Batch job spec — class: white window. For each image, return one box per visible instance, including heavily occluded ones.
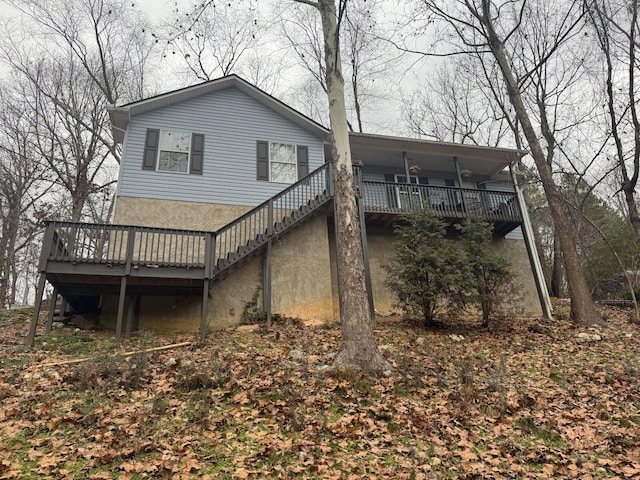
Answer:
[157,130,191,173]
[394,174,426,208]
[270,143,297,183]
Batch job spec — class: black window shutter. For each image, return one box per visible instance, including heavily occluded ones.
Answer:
[445,178,456,187]
[297,146,309,179]
[190,133,204,175]
[384,174,395,183]
[419,176,429,185]
[256,141,269,180]
[143,129,159,170]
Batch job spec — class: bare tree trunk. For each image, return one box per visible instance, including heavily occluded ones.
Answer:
[624,190,640,239]
[480,7,600,325]
[298,0,389,373]
[551,232,563,297]
[351,68,363,132]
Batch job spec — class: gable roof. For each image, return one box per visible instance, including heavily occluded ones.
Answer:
[108,74,330,143]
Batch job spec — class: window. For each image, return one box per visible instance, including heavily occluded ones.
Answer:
[270,143,297,183]
[142,129,204,175]
[157,130,191,173]
[256,141,308,183]
[393,174,427,209]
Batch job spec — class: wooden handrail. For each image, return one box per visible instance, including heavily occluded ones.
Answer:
[41,163,334,279]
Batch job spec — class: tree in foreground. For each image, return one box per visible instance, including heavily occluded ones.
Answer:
[458,218,521,326]
[294,0,390,373]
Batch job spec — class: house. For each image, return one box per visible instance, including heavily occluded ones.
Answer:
[27,75,550,345]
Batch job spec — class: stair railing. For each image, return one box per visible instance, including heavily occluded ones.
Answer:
[212,162,333,272]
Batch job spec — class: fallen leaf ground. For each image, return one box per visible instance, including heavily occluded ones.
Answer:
[1,306,640,479]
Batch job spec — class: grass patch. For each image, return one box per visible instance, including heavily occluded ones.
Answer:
[516,417,565,447]
[35,330,98,355]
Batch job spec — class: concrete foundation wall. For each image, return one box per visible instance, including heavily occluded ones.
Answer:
[366,228,401,313]
[100,294,202,333]
[327,225,398,317]
[336,227,543,318]
[490,237,542,317]
[106,196,541,333]
[207,214,334,328]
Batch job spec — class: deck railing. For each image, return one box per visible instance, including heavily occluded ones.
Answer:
[360,181,521,223]
[41,163,334,278]
[44,221,210,268]
[213,162,332,269]
[40,164,521,278]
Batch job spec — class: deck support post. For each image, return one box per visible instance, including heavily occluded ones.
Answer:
[510,164,553,319]
[200,280,209,343]
[453,156,463,186]
[357,197,375,324]
[60,297,67,319]
[402,151,411,180]
[264,199,274,329]
[27,274,47,348]
[115,276,127,343]
[353,165,375,322]
[453,156,468,214]
[45,287,58,332]
[125,294,138,339]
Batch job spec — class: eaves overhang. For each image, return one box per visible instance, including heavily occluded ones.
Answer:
[346,132,526,177]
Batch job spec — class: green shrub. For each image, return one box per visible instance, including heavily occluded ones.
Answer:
[383,209,473,326]
[384,210,519,327]
[457,218,521,326]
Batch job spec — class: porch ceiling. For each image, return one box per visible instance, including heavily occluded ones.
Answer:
[346,132,525,177]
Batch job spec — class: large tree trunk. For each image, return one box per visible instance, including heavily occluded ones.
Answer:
[315,0,389,373]
[481,7,600,325]
[623,188,640,239]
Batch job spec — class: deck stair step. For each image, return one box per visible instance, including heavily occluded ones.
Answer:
[206,164,333,277]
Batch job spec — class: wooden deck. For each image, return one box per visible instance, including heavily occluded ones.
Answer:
[360,181,521,234]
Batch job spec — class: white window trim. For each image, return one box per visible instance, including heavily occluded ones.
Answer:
[156,129,192,175]
[394,174,424,208]
[269,142,298,184]
[394,173,423,185]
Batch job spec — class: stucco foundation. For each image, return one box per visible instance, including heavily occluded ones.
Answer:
[330,225,543,318]
[101,295,202,333]
[489,237,542,317]
[104,195,541,332]
[113,196,252,231]
[207,214,334,327]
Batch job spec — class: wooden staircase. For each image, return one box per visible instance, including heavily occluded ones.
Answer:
[211,162,333,276]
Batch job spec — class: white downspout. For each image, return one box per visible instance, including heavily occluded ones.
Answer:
[510,163,553,319]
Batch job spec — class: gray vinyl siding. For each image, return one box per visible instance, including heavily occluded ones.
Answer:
[361,167,458,186]
[117,87,325,207]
